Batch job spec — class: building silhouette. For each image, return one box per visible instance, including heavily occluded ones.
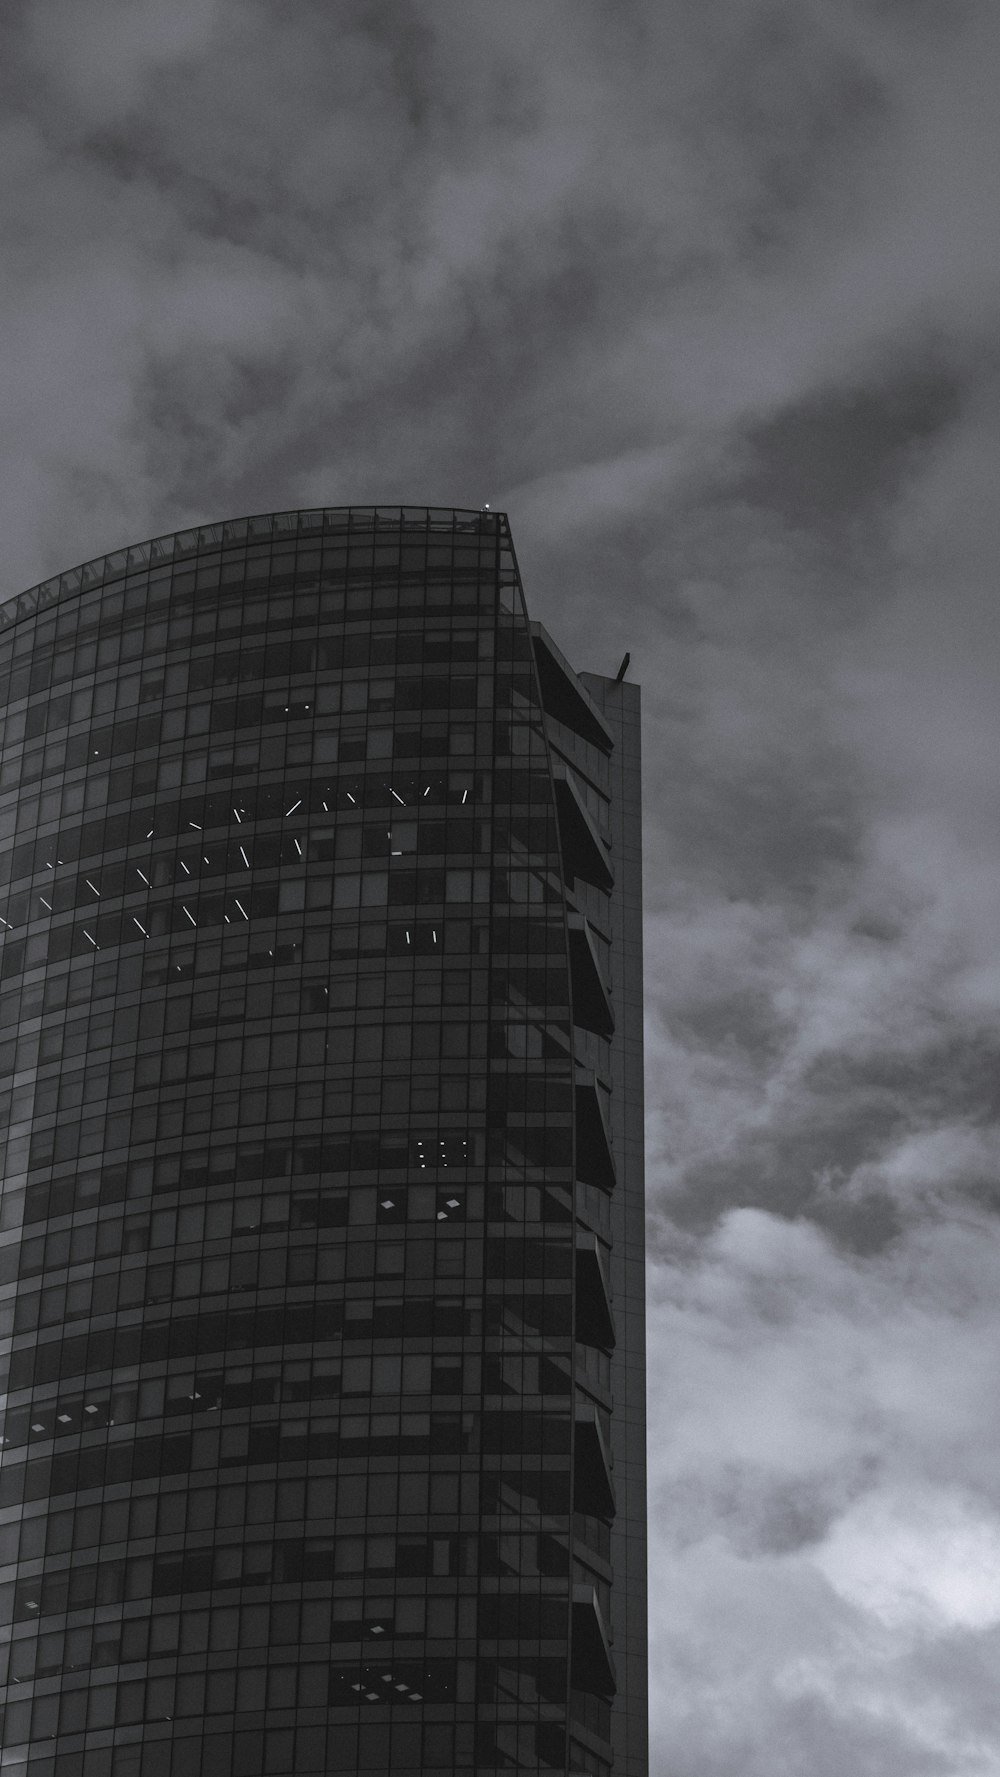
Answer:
[0,507,645,1777]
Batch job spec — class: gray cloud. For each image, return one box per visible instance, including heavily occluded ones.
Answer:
[3,1,1000,1770]
[648,1209,1000,1773]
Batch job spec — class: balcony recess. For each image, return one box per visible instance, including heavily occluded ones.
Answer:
[568,914,614,1039]
[575,1234,616,1350]
[571,1585,617,1697]
[575,1074,616,1193]
[574,1405,616,1519]
[554,771,614,894]
[531,624,614,754]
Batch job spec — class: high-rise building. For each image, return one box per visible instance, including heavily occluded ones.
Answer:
[0,507,645,1777]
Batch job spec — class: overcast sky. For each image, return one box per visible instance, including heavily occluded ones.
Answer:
[4,1,1000,1771]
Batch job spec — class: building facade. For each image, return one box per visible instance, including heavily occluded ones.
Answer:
[0,507,645,1777]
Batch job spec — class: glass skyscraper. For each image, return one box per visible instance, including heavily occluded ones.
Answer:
[0,507,645,1777]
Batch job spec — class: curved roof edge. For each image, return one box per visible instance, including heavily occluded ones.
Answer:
[0,504,509,635]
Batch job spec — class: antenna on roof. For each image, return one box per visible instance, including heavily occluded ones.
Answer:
[615,651,631,682]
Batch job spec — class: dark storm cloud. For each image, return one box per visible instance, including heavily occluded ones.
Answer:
[3,2,1000,1771]
[738,362,962,538]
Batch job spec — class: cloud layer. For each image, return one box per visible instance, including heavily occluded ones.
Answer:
[3,2,1000,1770]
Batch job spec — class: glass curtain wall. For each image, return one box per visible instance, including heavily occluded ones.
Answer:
[0,508,638,1777]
